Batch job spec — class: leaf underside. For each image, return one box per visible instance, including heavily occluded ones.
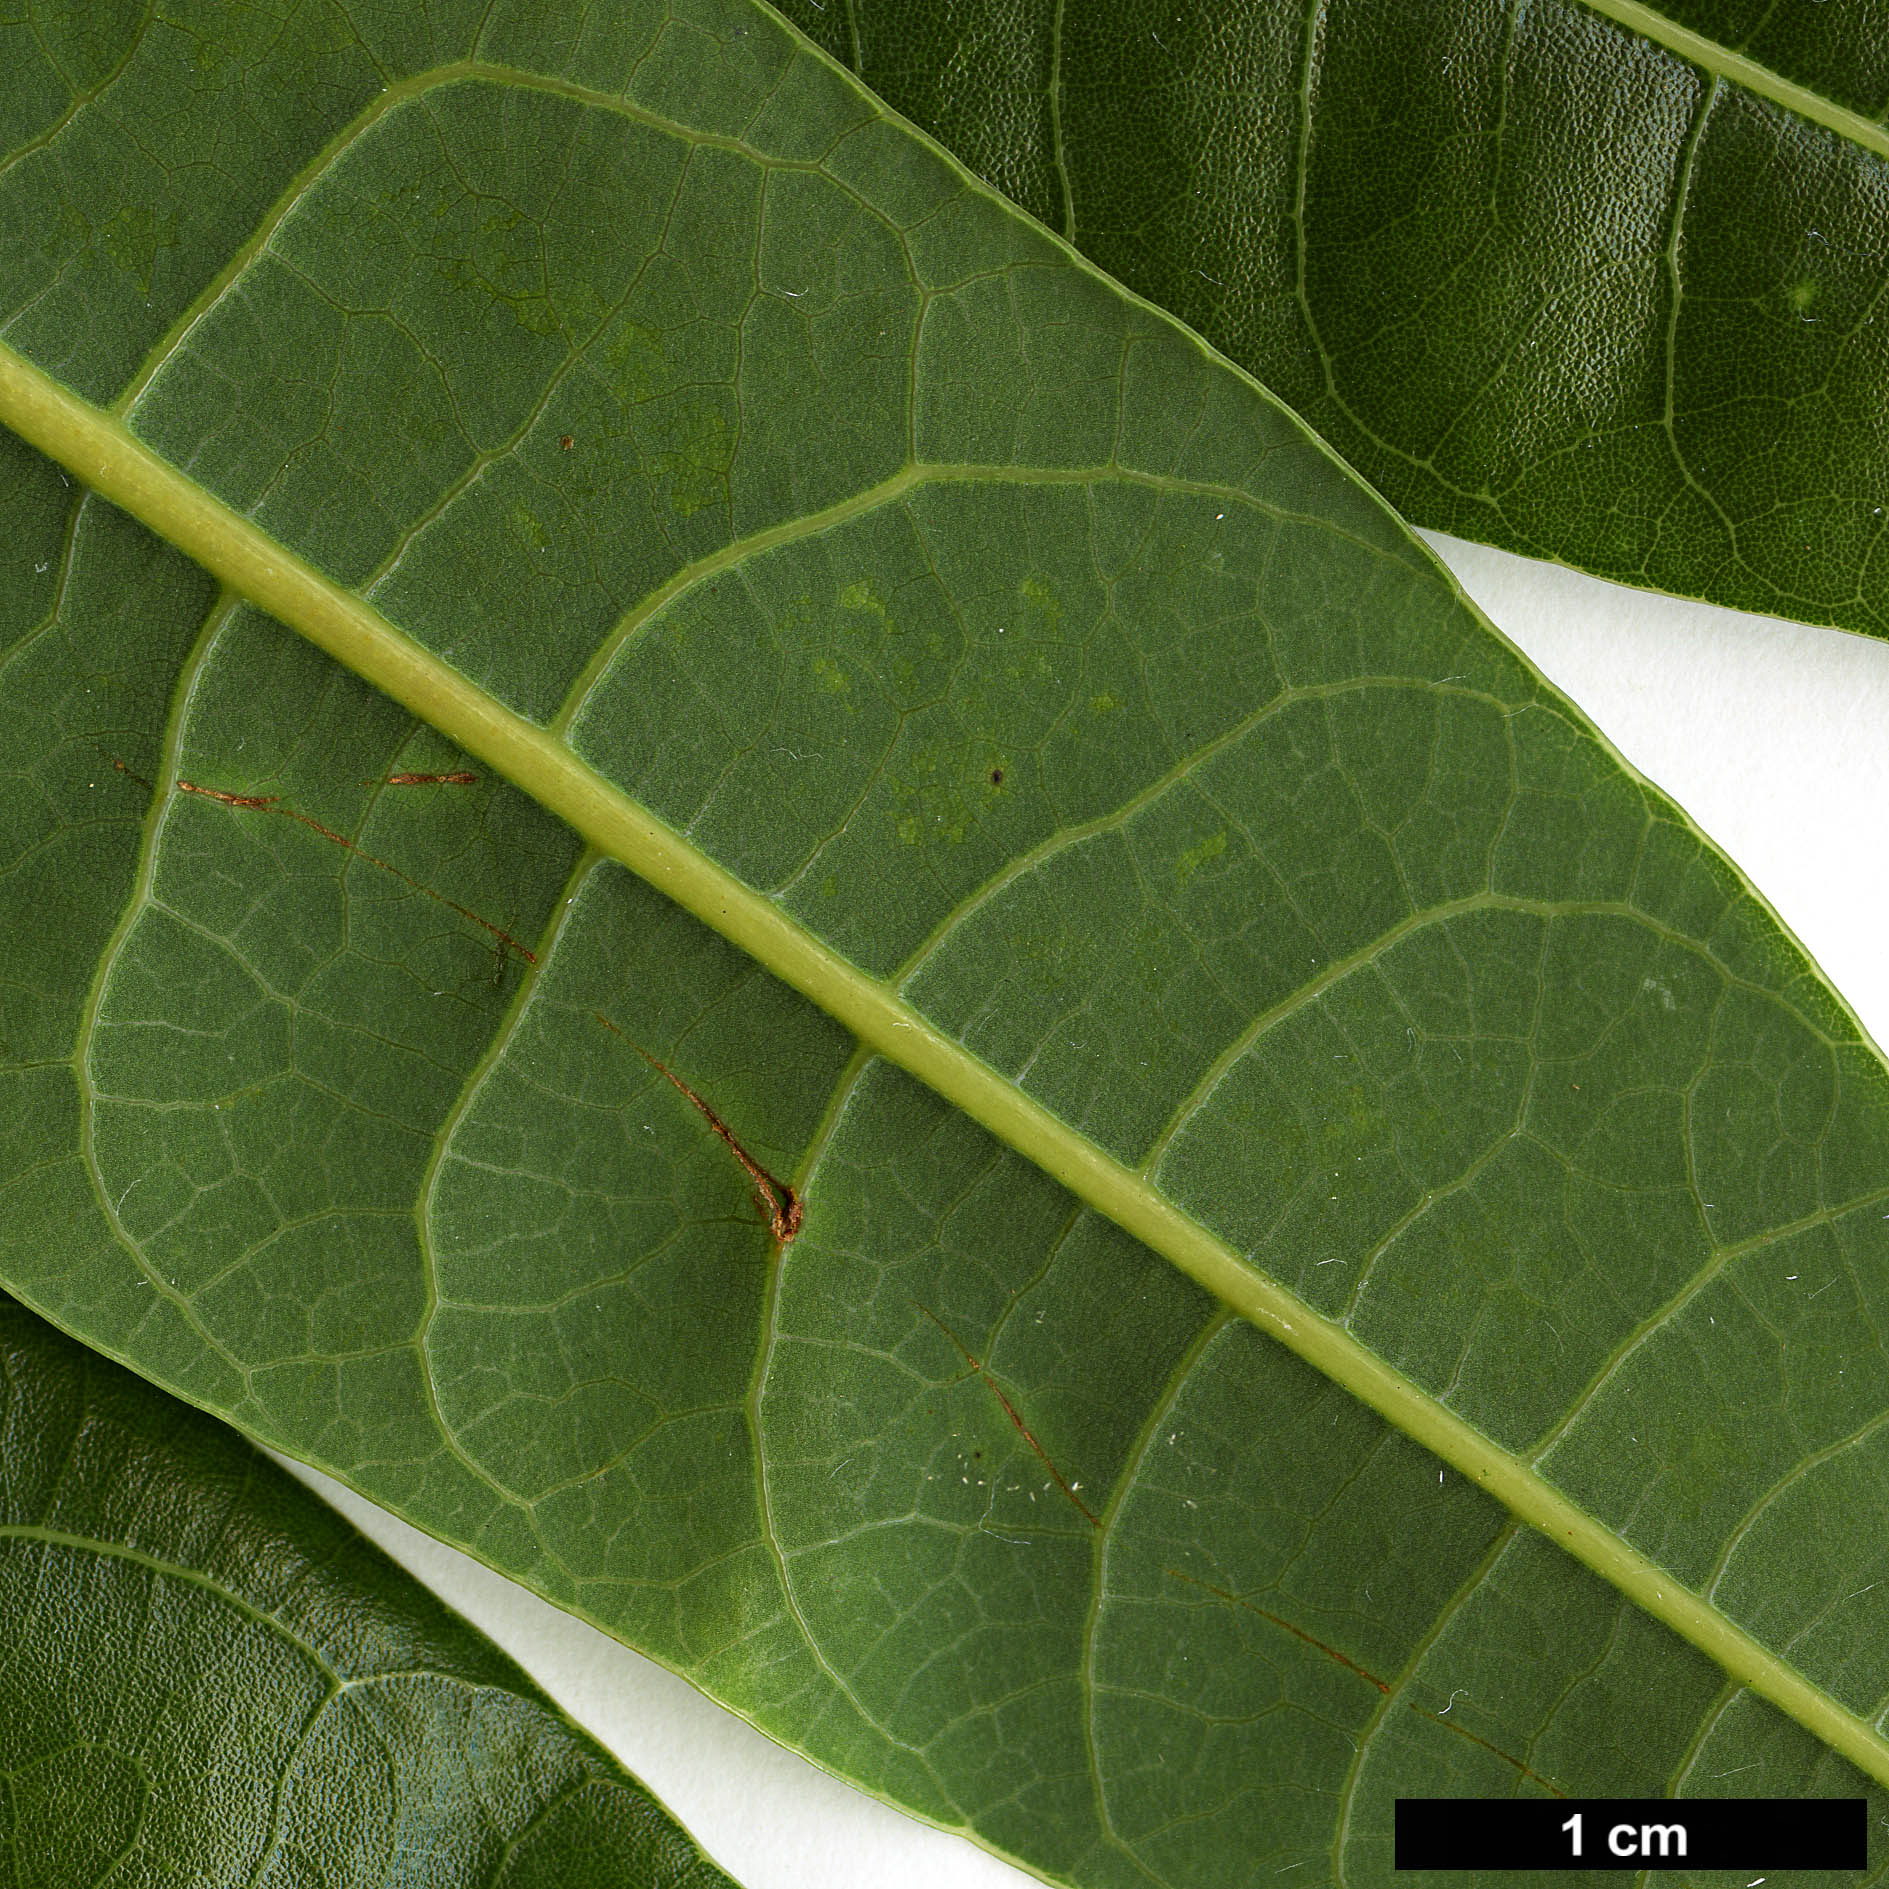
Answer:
[0,1291,735,1886]
[773,0,1889,644]
[2,3,1889,1885]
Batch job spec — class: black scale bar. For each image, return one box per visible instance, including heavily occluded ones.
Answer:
[1395,1797,1867,1871]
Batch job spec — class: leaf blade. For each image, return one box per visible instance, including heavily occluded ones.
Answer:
[7,310,1889,1791]
[0,1289,738,1885]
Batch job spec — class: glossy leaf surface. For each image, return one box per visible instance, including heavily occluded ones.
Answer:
[771,0,1889,642]
[0,1291,734,1886]
[1,3,1888,1883]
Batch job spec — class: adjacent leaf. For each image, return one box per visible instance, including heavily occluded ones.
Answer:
[0,1290,735,1886]
[771,0,1889,643]
[2,2,1888,1883]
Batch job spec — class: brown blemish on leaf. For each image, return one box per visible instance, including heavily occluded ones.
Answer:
[1402,1704,1569,1796]
[592,1011,801,1244]
[175,778,279,810]
[1164,1567,1390,1691]
[173,778,536,964]
[121,757,810,1244]
[1164,1568,1566,1796]
[364,770,480,787]
[106,755,154,790]
[916,1302,1100,1527]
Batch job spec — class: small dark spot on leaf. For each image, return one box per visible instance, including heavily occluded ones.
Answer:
[990,767,1004,785]
[559,434,575,451]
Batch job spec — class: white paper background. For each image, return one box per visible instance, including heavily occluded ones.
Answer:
[281,529,1889,1885]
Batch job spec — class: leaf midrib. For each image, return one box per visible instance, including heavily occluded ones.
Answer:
[1572,0,1889,160]
[5,336,1886,1788]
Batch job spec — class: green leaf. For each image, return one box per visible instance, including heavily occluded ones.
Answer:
[0,1289,736,1886]
[770,0,1889,644]
[1,2,1887,1882]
